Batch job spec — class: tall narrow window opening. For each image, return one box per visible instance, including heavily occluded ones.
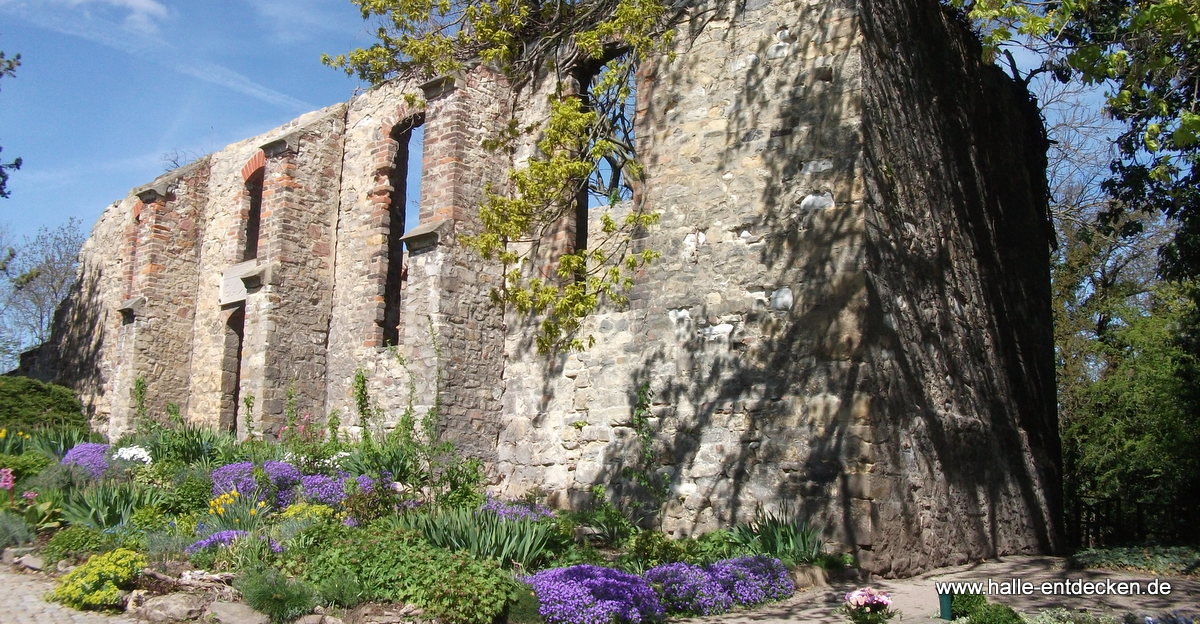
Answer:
[220,305,246,435]
[244,169,263,261]
[574,49,638,253]
[381,114,425,346]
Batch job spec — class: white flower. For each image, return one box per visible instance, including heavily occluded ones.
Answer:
[113,445,152,464]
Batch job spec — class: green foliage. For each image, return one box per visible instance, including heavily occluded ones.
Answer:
[678,529,749,566]
[1070,546,1200,577]
[0,50,20,200]
[25,427,101,460]
[43,525,116,564]
[621,383,670,523]
[618,530,687,573]
[505,584,545,624]
[570,484,635,547]
[969,602,1023,624]
[315,573,366,609]
[50,547,146,610]
[300,530,518,624]
[158,470,214,515]
[1023,608,1119,624]
[132,376,148,424]
[0,377,87,431]
[60,481,167,531]
[0,450,51,481]
[729,505,824,567]
[386,505,566,570]
[951,593,987,620]
[0,509,32,547]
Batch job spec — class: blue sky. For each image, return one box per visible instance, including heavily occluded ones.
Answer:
[0,0,379,242]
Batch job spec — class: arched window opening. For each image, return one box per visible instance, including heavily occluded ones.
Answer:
[244,169,263,261]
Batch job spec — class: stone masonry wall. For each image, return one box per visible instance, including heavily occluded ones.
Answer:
[25,0,1060,576]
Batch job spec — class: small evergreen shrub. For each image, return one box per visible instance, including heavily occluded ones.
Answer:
[619,531,688,573]
[235,568,316,624]
[1025,608,1119,624]
[50,548,146,610]
[43,525,115,564]
[0,377,86,431]
[0,509,33,547]
[315,574,365,609]
[951,593,987,619]
[969,602,1023,624]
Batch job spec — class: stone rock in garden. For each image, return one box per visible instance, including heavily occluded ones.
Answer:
[138,592,210,622]
[56,559,75,573]
[126,589,150,611]
[207,601,269,624]
[346,603,425,624]
[294,615,326,624]
[790,564,829,589]
[2,546,34,564]
[15,554,43,571]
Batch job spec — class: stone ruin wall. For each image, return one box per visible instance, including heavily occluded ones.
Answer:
[26,0,1063,577]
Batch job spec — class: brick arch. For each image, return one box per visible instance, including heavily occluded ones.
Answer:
[240,150,265,182]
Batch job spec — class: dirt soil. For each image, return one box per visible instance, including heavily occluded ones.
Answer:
[693,556,1199,623]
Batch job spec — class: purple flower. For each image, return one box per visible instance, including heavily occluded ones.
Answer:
[61,443,110,479]
[211,460,302,507]
[482,495,556,521]
[644,562,733,616]
[186,530,247,554]
[525,565,664,624]
[703,556,794,606]
[299,473,375,506]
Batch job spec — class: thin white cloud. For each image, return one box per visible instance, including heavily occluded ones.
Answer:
[0,1,314,111]
[51,0,169,32]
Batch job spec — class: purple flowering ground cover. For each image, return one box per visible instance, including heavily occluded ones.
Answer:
[704,555,794,606]
[526,565,665,624]
[482,495,556,521]
[643,562,734,616]
[211,460,304,507]
[299,473,375,505]
[60,442,110,479]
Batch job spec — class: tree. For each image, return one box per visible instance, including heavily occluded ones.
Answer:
[326,0,672,351]
[947,0,1200,281]
[0,218,86,370]
[0,50,21,199]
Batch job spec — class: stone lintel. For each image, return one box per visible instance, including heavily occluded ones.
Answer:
[117,296,146,323]
[260,133,301,158]
[401,219,453,253]
[134,183,171,204]
[219,260,266,305]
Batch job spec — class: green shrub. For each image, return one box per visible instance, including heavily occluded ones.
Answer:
[0,509,33,547]
[26,427,102,460]
[315,574,365,609]
[568,485,635,547]
[618,530,687,572]
[50,548,146,610]
[43,525,115,564]
[969,603,1022,624]
[161,471,214,515]
[1069,546,1200,577]
[506,584,545,624]
[951,593,987,620]
[301,530,517,624]
[386,506,565,570]
[0,377,87,431]
[235,568,317,624]
[60,481,166,530]
[0,451,52,481]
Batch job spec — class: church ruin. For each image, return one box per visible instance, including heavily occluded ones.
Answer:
[23,0,1064,576]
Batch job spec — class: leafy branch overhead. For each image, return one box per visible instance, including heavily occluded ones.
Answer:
[948,0,1200,280]
[326,0,677,352]
[0,51,22,199]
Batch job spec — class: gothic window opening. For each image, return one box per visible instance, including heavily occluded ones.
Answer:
[243,169,263,261]
[381,114,425,346]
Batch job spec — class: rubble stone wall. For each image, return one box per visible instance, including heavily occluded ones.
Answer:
[24,0,1061,576]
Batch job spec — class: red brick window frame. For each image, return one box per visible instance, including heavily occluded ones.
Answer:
[241,151,265,262]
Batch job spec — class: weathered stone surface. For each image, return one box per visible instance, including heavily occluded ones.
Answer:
[25,0,1062,578]
[207,601,269,624]
[14,555,43,571]
[137,593,209,623]
[2,546,34,565]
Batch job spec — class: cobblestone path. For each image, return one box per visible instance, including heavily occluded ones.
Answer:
[1,564,137,624]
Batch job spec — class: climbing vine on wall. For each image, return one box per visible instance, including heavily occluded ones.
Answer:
[325,0,677,351]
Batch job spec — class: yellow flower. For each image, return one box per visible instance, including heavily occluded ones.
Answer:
[257,501,266,508]
[0,429,7,438]
[217,507,225,515]
[249,509,257,516]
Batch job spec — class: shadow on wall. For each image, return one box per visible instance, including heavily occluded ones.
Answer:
[15,261,108,425]
[529,0,1060,576]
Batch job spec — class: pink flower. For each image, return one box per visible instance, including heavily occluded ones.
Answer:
[21,490,36,502]
[0,468,13,490]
